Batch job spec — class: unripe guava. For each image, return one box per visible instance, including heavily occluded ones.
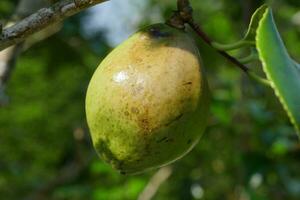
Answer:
[86,23,210,174]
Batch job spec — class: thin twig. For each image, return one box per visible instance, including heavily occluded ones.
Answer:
[171,0,249,73]
[138,166,173,200]
[0,0,108,51]
[188,20,249,72]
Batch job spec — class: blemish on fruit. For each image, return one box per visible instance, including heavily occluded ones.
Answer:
[138,118,150,132]
[184,81,193,85]
[148,27,171,38]
[164,114,183,126]
[157,136,168,143]
[165,138,174,143]
[131,107,139,114]
[95,140,122,169]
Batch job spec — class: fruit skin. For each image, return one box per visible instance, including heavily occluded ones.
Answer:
[86,23,210,174]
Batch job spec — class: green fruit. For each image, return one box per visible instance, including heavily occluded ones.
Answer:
[86,23,210,174]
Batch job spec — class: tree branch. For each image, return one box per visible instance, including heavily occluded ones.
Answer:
[0,0,108,51]
[168,0,249,73]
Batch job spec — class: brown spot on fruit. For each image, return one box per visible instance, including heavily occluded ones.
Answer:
[131,107,139,114]
[165,138,174,143]
[183,81,192,85]
[157,137,168,143]
[164,114,183,126]
[139,118,150,132]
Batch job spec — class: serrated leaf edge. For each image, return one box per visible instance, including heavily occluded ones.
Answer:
[244,4,268,41]
[256,8,300,135]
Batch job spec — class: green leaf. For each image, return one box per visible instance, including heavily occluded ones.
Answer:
[256,8,300,136]
[243,4,268,41]
[293,60,300,71]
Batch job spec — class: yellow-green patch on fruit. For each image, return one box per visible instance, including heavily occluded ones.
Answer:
[86,23,210,174]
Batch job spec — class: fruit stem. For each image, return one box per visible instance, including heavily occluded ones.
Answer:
[169,0,249,73]
[187,20,249,73]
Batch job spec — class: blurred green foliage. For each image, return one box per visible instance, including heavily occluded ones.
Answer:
[1,0,300,199]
